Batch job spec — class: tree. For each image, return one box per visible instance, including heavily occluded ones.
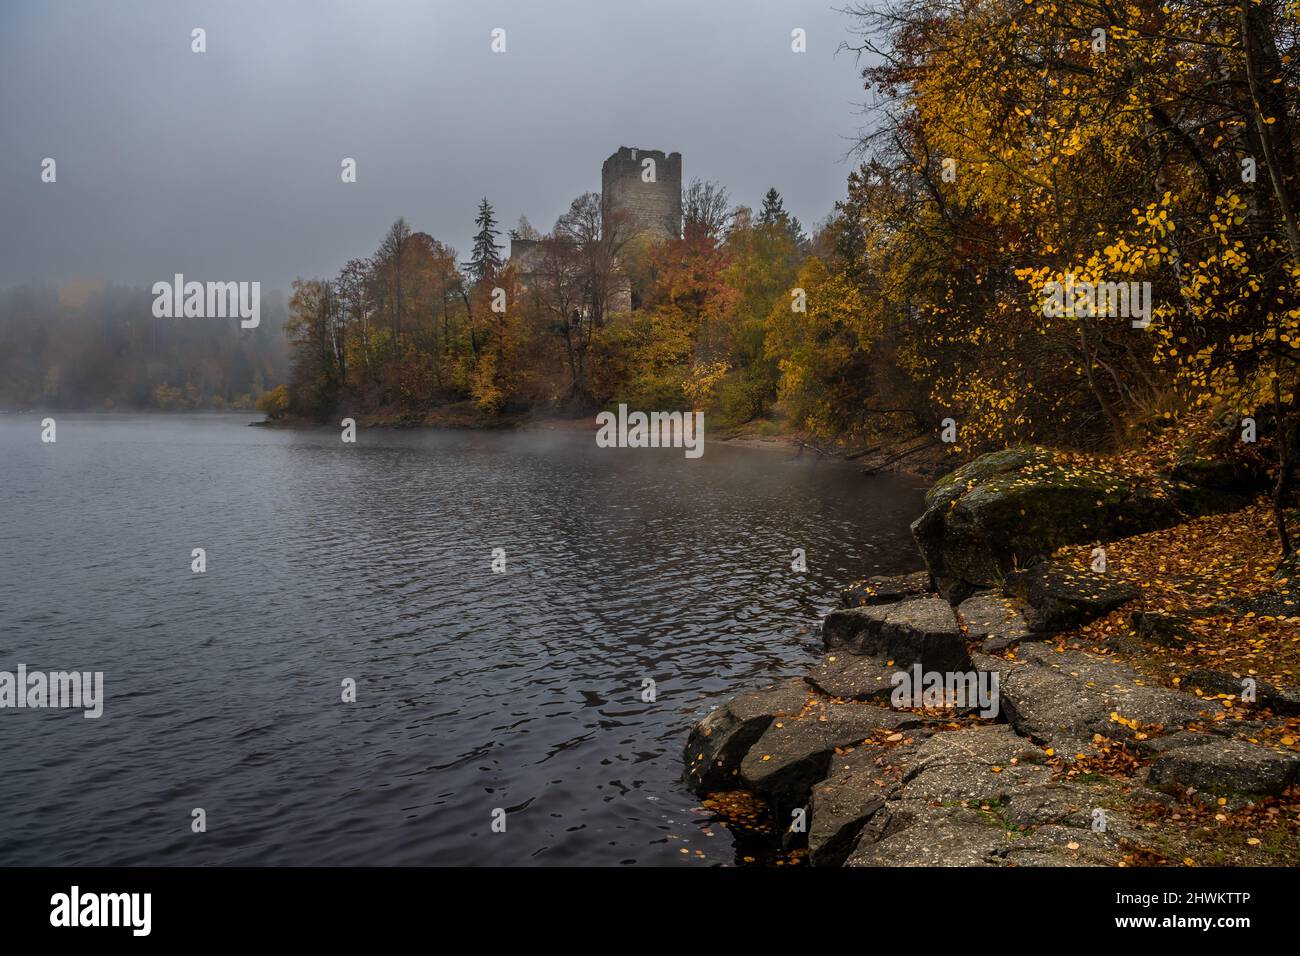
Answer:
[838,0,1300,552]
[758,188,786,226]
[528,231,588,405]
[465,198,503,286]
[683,179,732,245]
[757,187,804,245]
[377,218,413,345]
[510,216,541,242]
[765,257,877,438]
[285,278,342,417]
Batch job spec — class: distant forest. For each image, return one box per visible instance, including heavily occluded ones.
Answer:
[0,283,288,411]
[275,0,1300,467]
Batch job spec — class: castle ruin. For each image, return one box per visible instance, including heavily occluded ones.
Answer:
[509,146,682,312]
[601,147,682,243]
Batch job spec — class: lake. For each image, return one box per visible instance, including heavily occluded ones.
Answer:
[0,413,927,865]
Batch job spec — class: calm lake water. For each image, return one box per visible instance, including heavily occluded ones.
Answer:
[0,413,926,866]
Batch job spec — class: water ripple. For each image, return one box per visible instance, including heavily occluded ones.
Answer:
[0,413,926,866]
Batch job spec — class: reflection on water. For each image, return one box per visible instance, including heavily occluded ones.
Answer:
[0,413,926,865]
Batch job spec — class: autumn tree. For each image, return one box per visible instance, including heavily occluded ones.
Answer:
[377,218,413,344]
[286,278,343,417]
[683,179,732,244]
[840,0,1300,551]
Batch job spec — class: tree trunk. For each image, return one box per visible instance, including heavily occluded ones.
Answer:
[1241,0,1300,267]
[1273,372,1295,557]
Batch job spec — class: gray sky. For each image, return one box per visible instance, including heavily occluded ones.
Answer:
[0,0,873,293]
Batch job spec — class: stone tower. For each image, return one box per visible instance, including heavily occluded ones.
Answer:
[601,147,682,242]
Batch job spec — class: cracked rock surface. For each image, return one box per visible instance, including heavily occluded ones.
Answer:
[685,580,1296,866]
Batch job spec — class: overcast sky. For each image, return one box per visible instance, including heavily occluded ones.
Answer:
[0,0,874,294]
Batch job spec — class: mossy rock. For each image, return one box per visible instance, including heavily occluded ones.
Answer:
[925,446,1051,510]
[913,447,1251,601]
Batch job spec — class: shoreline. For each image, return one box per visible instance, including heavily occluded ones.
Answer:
[253,408,950,478]
[3,405,946,477]
[684,446,1300,867]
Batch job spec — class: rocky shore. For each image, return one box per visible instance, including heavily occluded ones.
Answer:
[684,446,1300,866]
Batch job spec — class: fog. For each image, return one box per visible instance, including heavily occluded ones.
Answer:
[0,0,871,293]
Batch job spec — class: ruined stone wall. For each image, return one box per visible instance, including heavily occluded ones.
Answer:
[601,147,682,242]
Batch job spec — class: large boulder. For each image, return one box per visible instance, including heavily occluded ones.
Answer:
[845,804,1021,867]
[845,796,1126,867]
[956,591,1034,652]
[910,446,1249,602]
[1148,739,1300,796]
[822,595,970,673]
[683,679,812,794]
[807,653,899,702]
[844,800,1126,867]
[1004,562,1139,632]
[807,736,929,866]
[738,703,930,817]
[999,644,1210,755]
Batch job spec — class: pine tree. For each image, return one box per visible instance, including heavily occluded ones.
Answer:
[758,187,804,245]
[758,188,787,226]
[465,197,503,285]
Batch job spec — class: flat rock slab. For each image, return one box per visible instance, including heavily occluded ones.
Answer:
[822,602,892,649]
[739,703,931,813]
[1148,738,1300,796]
[999,780,1104,830]
[845,777,1127,867]
[1005,562,1139,632]
[683,679,813,794]
[845,797,1121,867]
[957,591,1035,652]
[1000,644,1209,755]
[1181,667,1300,717]
[846,806,1019,866]
[999,823,1125,867]
[810,725,1062,866]
[839,571,933,609]
[822,595,970,672]
[807,653,898,702]
[807,736,928,866]
[898,724,1052,803]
